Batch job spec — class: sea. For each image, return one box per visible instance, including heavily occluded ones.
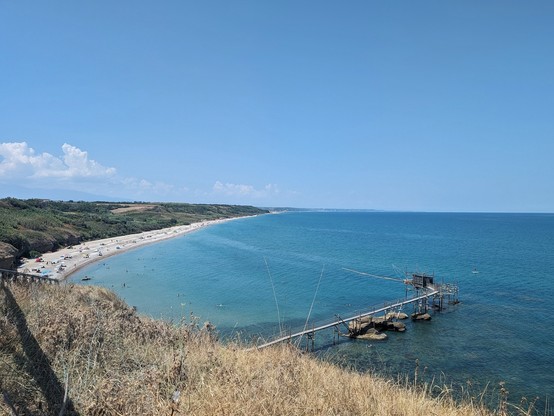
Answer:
[71,211,554,412]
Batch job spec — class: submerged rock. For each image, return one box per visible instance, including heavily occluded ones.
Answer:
[353,328,387,340]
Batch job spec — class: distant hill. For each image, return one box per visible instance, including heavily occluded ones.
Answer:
[1,184,123,202]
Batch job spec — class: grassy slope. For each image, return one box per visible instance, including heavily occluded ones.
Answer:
[0,283,498,416]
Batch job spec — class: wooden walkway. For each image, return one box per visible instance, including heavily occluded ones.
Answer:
[252,286,439,350]
[0,268,59,285]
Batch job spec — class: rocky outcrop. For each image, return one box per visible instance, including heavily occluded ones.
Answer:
[411,312,432,321]
[348,315,407,335]
[25,234,59,255]
[347,315,406,341]
[0,242,18,270]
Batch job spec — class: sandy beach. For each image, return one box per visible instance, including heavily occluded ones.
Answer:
[17,217,239,281]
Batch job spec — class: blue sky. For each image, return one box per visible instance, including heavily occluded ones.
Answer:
[1,1,553,212]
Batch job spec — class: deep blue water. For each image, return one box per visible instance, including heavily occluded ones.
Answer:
[72,211,554,410]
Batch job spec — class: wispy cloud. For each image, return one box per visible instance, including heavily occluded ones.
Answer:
[121,177,176,195]
[0,142,175,200]
[213,181,280,198]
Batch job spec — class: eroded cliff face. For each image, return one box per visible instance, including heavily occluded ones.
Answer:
[24,234,58,255]
[0,242,18,270]
[24,232,80,255]
[0,233,81,269]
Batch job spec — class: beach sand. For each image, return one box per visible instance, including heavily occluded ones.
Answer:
[17,217,240,281]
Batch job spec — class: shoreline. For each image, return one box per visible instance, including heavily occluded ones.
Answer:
[17,216,248,281]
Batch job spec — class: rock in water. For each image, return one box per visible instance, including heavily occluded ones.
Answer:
[386,311,409,320]
[411,312,432,321]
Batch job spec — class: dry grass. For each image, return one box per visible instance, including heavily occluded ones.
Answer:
[110,205,157,214]
[0,282,536,415]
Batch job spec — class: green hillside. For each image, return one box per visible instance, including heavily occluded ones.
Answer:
[0,198,267,260]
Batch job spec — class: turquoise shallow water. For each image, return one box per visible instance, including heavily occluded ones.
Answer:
[72,211,554,410]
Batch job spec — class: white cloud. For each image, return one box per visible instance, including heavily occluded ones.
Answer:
[0,142,281,203]
[57,143,116,178]
[0,142,116,179]
[0,141,178,201]
[213,181,280,198]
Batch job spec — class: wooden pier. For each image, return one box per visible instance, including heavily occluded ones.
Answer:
[0,268,59,285]
[252,272,459,351]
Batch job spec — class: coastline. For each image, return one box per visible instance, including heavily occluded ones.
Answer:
[17,216,247,281]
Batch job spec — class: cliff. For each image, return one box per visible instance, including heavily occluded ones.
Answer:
[0,242,18,269]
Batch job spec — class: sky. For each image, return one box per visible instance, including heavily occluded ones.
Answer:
[1,1,553,212]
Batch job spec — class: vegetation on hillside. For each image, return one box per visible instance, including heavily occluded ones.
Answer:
[0,282,510,416]
[0,198,267,258]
